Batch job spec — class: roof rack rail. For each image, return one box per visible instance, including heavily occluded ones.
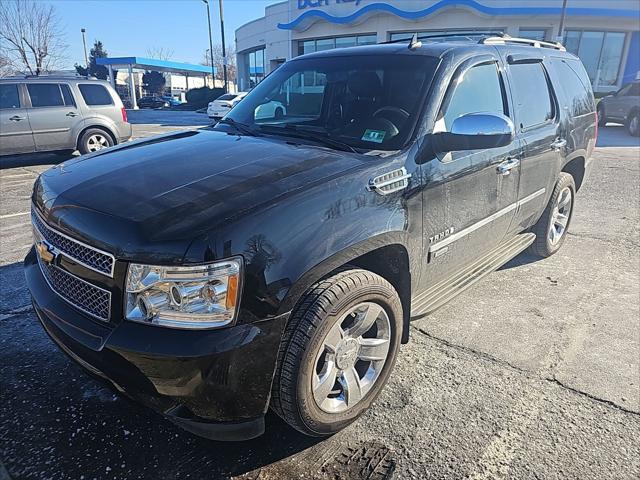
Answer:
[481,35,566,51]
[383,31,506,45]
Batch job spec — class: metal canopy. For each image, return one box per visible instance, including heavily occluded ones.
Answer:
[96,57,216,110]
[96,57,214,75]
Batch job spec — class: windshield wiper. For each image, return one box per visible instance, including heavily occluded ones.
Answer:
[218,118,259,137]
[258,124,358,153]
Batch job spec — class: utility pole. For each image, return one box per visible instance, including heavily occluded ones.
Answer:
[557,0,569,43]
[81,28,89,68]
[202,0,216,88]
[218,0,229,93]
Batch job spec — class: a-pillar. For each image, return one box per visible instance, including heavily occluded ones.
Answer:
[128,64,138,109]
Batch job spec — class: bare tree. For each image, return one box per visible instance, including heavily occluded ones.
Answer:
[0,0,67,75]
[201,44,236,83]
[146,46,174,61]
[0,50,15,77]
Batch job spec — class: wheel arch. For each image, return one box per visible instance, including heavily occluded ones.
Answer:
[75,124,118,150]
[562,153,586,192]
[280,234,413,344]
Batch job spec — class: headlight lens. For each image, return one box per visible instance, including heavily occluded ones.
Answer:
[124,258,242,329]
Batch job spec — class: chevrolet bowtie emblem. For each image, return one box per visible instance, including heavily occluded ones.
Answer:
[36,241,55,264]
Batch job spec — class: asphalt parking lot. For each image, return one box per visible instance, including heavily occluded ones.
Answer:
[1,112,639,480]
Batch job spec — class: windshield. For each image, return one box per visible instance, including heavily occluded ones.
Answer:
[219,54,439,151]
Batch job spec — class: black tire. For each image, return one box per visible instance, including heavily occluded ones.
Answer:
[626,110,640,137]
[271,268,403,437]
[78,128,114,155]
[597,104,607,127]
[528,172,576,258]
[274,107,284,120]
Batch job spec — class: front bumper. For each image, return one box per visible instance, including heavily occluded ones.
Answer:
[24,248,288,441]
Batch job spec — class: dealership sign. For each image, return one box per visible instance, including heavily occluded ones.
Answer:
[298,0,366,10]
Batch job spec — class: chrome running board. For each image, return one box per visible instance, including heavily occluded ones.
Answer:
[411,233,536,318]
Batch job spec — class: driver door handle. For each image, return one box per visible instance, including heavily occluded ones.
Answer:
[9,115,26,121]
[497,157,520,176]
[551,138,567,151]
[66,111,79,117]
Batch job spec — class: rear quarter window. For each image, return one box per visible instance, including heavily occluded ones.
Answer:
[78,84,114,106]
[550,58,595,117]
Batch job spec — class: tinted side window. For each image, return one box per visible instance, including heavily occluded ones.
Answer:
[509,63,554,129]
[0,84,21,109]
[27,83,64,107]
[551,59,594,117]
[442,62,506,129]
[78,84,113,106]
[627,83,640,96]
[60,84,76,107]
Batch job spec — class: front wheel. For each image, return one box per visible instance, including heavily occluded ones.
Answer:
[627,110,640,137]
[528,172,576,257]
[271,269,402,437]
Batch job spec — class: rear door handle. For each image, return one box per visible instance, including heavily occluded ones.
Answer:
[9,115,26,122]
[66,111,79,117]
[497,157,520,176]
[551,138,567,151]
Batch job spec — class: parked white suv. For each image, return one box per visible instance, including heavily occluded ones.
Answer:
[207,92,248,120]
[0,75,132,156]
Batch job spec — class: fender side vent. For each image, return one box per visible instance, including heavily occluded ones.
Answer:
[368,168,411,196]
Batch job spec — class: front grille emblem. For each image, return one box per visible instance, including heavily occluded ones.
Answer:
[36,241,55,264]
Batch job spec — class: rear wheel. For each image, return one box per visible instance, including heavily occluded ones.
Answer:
[627,110,640,137]
[78,128,114,154]
[271,269,402,437]
[597,104,607,127]
[528,172,576,257]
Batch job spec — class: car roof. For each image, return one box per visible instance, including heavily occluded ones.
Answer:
[292,38,575,62]
[0,75,111,84]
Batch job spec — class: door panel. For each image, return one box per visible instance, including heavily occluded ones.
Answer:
[0,83,35,155]
[417,58,521,290]
[0,107,35,155]
[505,61,561,231]
[26,83,82,151]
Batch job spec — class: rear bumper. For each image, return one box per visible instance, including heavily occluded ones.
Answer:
[25,248,288,441]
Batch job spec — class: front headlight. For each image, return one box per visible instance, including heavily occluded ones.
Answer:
[124,258,242,329]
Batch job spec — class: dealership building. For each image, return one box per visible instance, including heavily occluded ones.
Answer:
[235,0,640,93]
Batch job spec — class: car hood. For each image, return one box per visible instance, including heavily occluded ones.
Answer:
[34,129,368,261]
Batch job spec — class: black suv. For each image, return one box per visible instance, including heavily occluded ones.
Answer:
[25,35,596,441]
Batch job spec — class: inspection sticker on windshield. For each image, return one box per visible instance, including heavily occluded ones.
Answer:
[362,129,386,144]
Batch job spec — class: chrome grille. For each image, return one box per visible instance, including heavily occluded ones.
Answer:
[37,256,112,322]
[32,209,114,277]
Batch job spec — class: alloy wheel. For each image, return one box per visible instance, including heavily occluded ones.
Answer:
[549,186,572,245]
[87,134,109,152]
[312,302,391,414]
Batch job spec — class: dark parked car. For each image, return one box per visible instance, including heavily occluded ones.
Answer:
[597,80,640,136]
[137,95,170,109]
[25,35,596,441]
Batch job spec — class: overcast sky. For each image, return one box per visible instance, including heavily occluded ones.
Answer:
[50,0,281,68]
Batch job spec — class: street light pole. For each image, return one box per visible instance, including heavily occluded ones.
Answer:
[557,0,569,43]
[218,0,229,93]
[202,0,216,88]
[81,28,89,68]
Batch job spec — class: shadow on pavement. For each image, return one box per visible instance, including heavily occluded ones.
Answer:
[0,151,72,170]
[0,260,324,479]
[597,125,640,147]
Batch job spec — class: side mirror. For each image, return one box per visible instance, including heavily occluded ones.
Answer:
[432,113,515,152]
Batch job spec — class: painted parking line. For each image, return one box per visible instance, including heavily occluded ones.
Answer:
[0,212,29,219]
